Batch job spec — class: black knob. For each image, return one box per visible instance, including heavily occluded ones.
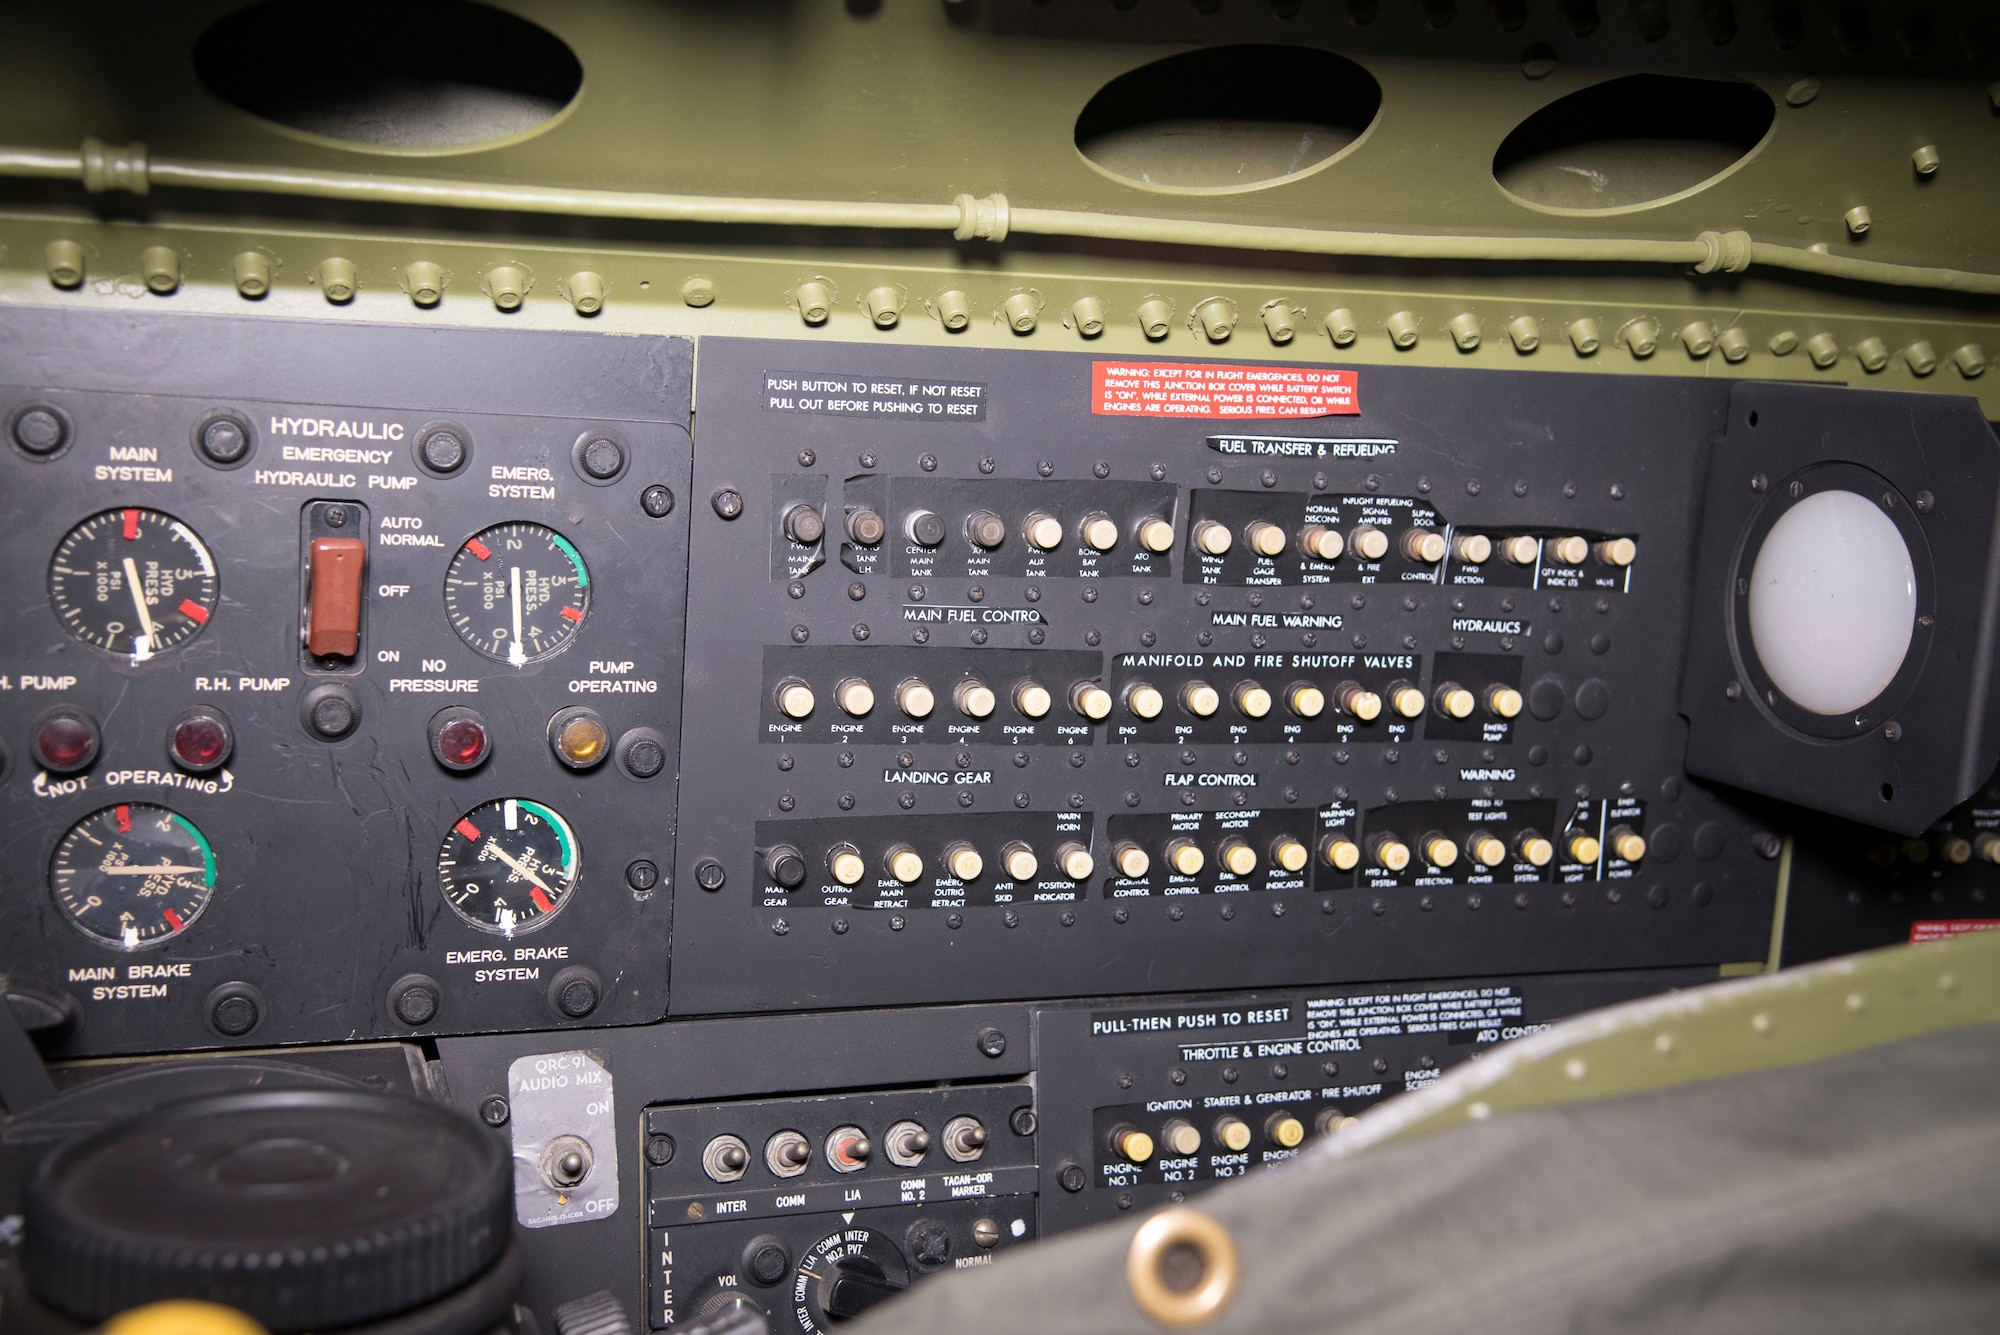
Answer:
[418,427,467,473]
[907,1221,951,1269]
[906,510,947,547]
[766,845,808,889]
[846,509,886,545]
[548,965,602,1019]
[823,1255,908,1321]
[964,510,1007,549]
[783,504,826,545]
[196,415,251,466]
[577,434,627,480]
[24,1089,509,1329]
[743,1235,792,1286]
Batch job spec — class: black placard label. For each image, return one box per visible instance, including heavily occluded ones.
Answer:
[762,372,987,420]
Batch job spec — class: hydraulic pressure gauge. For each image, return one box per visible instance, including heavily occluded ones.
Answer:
[438,798,580,936]
[49,508,219,661]
[51,803,218,949]
[443,522,590,666]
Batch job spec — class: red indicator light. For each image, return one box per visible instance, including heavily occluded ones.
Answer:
[170,711,232,771]
[34,710,99,772]
[430,709,491,771]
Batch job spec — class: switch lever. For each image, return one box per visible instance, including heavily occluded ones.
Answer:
[307,537,367,658]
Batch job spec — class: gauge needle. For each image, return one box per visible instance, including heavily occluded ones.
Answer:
[484,839,554,895]
[123,556,157,657]
[509,566,526,666]
[103,863,206,876]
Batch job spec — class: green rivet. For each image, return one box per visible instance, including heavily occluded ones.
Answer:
[319,258,357,304]
[1911,145,1941,176]
[45,239,85,289]
[1854,336,1888,372]
[1324,308,1358,347]
[1447,312,1481,351]
[141,246,180,295]
[486,265,528,312]
[676,276,711,309]
[1136,297,1174,341]
[1621,319,1659,358]
[232,251,270,299]
[863,286,904,329]
[1951,343,1988,378]
[795,280,834,325]
[1679,321,1716,357]
[1716,327,1751,363]
[405,261,445,307]
[1806,332,1841,369]
[1785,78,1820,107]
[1193,297,1235,343]
[1506,315,1540,353]
[1903,340,1937,376]
[933,289,972,332]
[568,271,608,314]
[1385,310,1420,350]
[1070,297,1106,338]
[1844,205,1872,235]
[1261,302,1296,345]
[1566,318,1600,355]
[1002,291,1040,335]
[1769,330,1800,355]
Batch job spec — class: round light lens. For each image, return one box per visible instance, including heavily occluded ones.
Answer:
[1747,489,1916,716]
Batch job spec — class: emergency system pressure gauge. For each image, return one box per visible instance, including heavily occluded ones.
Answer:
[49,508,219,661]
[443,522,590,666]
[51,803,218,949]
[438,798,580,935]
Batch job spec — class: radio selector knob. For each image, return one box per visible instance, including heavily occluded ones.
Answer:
[1337,682,1382,721]
[1286,683,1325,718]
[836,678,875,716]
[829,844,867,886]
[1245,521,1287,557]
[1266,1114,1306,1149]
[1162,1119,1202,1157]
[965,510,1008,550]
[1300,525,1344,561]
[897,678,935,718]
[776,679,816,719]
[1070,683,1113,720]
[1165,839,1206,877]
[1214,1116,1252,1152]
[1370,834,1411,872]
[886,845,925,884]
[1056,842,1095,881]
[1419,832,1458,868]
[1595,537,1637,567]
[766,845,808,888]
[1014,681,1053,718]
[1349,526,1390,561]
[1192,520,1233,556]
[1001,841,1040,882]
[847,508,887,546]
[1114,842,1151,879]
[1388,682,1426,718]
[1233,682,1272,718]
[1436,682,1476,718]
[1550,535,1590,566]
[1516,831,1555,867]
[1081,513,1119,551]
[907,510,948,548]
[1218,838,1257,877]
[1452,532,1493,564]
[1271,836,1309,873]
[1467,833,1508,867]
[945,842,984,881]
[1125,683,1165,719]
[954,680,996,718]
[1181,681,1221,717]
[1111,1126,1154,1163]
[1567,833,1602,864]
[1024,512,1065,550]
[782,504,825,545]
[1500,535,1541,565]
[1137,516,1177,552]
[1484,684,1524,719]
[1320,835,1362,871]
[1401,529,1448,563]
[1610,827,1648,862]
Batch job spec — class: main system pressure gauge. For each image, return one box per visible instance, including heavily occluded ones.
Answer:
[443,522,590,666]
[51,803,218,949]
[49,508,219,661]
[438,798,580,935]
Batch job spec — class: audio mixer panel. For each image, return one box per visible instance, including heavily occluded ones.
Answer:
[0,309,693,1056]
[672,339,1783,1015]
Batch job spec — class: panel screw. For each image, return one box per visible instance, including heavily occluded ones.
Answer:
[480,1096,511,1127]
[641,485,675,517]
[646,1135,676,1165]
[1058,1163,1087,1193]
[695,859,726,890]
[1010,1107,1038,1135]
[711,489,744,519]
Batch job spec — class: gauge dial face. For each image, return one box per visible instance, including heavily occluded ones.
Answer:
[49,508,219,661]
[51,803,218,950]
[444,522,590,666]
[438,798,580,936]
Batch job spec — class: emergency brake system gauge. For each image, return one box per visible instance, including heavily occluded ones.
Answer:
[49,508,219,661]
[438,798,580,936]
[443,522,590,666]
[51,803,218,950]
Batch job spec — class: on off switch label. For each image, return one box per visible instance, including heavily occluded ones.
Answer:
[1092,362,1358,418]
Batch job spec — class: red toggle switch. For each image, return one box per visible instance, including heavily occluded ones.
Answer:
[307,537,367,658]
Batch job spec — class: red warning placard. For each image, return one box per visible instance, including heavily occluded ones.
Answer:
[1092,361,1358,419]
[1909,918,2000,943]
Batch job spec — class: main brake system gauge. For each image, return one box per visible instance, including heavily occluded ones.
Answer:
[51,803,218,949]
[49,508,219,661]
[443,522,590,666]
[438,798,580,936]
